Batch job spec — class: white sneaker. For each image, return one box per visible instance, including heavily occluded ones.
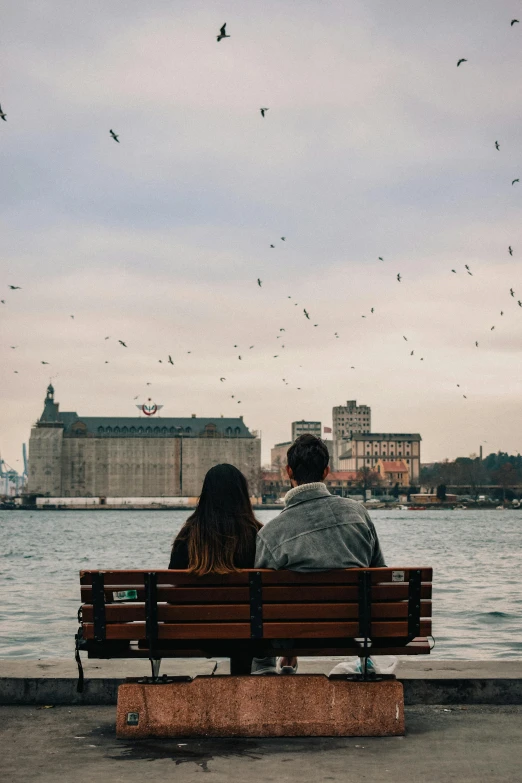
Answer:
[277,659,298,675]
[251,664,280,675]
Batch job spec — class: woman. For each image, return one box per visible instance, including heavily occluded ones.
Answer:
[169,463,261,572]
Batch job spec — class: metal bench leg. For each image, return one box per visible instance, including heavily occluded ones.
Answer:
[150,659,161,681]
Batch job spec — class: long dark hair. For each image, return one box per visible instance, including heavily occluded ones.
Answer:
[173,464,261,575]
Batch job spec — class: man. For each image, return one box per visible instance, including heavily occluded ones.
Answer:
[255,434,385,571]
[252,433,385,674]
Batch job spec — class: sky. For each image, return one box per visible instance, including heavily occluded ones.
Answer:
[1,0,522,470]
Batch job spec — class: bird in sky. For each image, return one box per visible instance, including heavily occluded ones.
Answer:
[378,257,384,261]
[281,237,286,241]
[280,328,285,332]
[273,355,279,358]
[187,351,192,354]
[362,315,366,318]
[0,104,6,121]
[158,360,163,363]
[463,395,467,399]
[104,336,110,340]
[249,345,254,349]
[465,265,470,270]
[512,179,520,185]
[314,323,318,327]
[237,401,241,404]
[41,361,49,365]
[14,371,18,374]
[510,288,515,297]
[457,58,467,66]
[494,141,500,151]
[220,377,226,382]
[303,309,310,319]
[168,355,174,365]
[8,285,21,290]
[467,271,473,276]
[475,341,479,347]
[371,308,374,313]
[146,382,151,386]
[118,340,127,347]
[109,129,119,143]
[10,346,17,349]
[217,22,229,42]
[105,361,109,364]
[500,311,504,316]
[257,278,262,287]
[491,326,495,331]
[260,108,269,117]
[134,396,139,400]
[410,350,414,356]
[457,384,460,387]
[518,300,522,307]
[452,269,456,273]
[1,300,5,304]
[511,19,519,26]
[397,274,401,282]
[270,244,275,248]
[403,336,408,341]
[509,246,513,256]
[70,315,74,319]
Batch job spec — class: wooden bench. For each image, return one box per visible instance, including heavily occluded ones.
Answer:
[76,567,433,682]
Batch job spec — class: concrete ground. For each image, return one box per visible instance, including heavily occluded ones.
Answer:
[2,704,521,783]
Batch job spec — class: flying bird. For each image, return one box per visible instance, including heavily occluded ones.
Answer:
[500,311,504,316]
[109,129,119,143]
[518,300,522,307]
[467,271,473,276]
[490,326,495,330]
[168,355,174,365]
[41,361,49,365]
[451,269,456,273]
[1,300,5,304]
[512,179,519,185]
[303,309,310,319]
[158,360,163,363]
[238,356,242,360]
[397,274,401,282]
[281,237,286,241]
[495,141,500,150]
[457,58,467,66]
[280,328,285,332]
[260,108,269,117]
[273,355,279,358]
[509,246,513,256]
[378,257,384,261]
[0,104,6,121]
[134,396,139,400]
[465,265,470,270]
[403,336,408,341]
[217,22,229,42]
[371,308,374,313]
[463,395,467,399]
[475,341,479,347]
[510,288,515,297]
[257,278,262,287]
[410,350,414,356]
[220,377,226,382]
[511,19,519,26]
[249,345,254,349]
[8,285,21,290]
[270,244,275,248]
[118,340,127,347]
[10,346,17,349]
[104,336,110,340]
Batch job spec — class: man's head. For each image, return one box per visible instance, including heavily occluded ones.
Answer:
[286,434,330,486]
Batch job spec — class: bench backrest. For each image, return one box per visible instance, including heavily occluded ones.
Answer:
[79,568,432,647]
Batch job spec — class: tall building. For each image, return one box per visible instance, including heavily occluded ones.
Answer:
[291,420,322,441]
[338,433,421,482]
[332,400,371,468]
[27,385,261,498]
[271,441,292,469]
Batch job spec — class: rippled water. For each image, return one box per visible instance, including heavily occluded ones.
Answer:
[0,509,521,659]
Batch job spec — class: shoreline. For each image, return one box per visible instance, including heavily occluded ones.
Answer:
[1,659,521,706]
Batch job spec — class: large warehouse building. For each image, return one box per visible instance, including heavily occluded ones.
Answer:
[28,385,261,498]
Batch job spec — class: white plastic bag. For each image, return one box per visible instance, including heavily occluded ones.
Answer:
[329,655,399,676]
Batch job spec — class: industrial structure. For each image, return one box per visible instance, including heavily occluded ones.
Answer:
[27,385,261,499]
[338,433,421,481]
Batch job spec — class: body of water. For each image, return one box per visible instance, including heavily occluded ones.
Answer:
[0,508,520,659]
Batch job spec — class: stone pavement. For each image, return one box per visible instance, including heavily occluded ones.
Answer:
[2,704,521,783]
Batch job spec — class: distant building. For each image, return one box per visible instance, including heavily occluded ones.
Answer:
[332,400,371,468]
[271,441,292,469]
[27,385,261,498]
[338,433,421,481]
[375,459,410,486]
[291,420,322,441]
[325,471,359,497]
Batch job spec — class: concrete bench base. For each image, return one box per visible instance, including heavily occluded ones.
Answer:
[116,675,404,738]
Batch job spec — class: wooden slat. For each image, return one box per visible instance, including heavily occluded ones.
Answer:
[87,639,431,658]
[81,583,432,604]
[79,567,432,586]
[82,619,431,640]
[81,600,432,623]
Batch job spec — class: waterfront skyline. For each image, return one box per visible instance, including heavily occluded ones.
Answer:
[2,1,522,467]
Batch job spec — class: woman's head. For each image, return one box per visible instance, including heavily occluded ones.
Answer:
[176,464,260,575]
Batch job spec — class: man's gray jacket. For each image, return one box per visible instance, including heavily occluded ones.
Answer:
[255,482,386,571]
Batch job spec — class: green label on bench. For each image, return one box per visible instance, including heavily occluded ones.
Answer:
[113,589,138,601]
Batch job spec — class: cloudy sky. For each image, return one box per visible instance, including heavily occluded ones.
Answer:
[1,0,522,470]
